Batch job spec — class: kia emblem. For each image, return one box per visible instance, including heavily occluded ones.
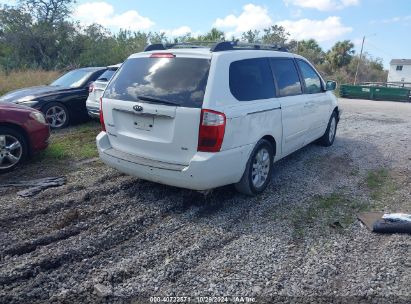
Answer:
[133,105,143,112]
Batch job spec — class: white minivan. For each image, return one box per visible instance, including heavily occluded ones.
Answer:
[97,42,340,195]
[86,63,121,118]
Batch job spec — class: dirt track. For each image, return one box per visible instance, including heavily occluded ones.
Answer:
[0,98,410,303]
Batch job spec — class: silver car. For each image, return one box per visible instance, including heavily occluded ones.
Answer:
[86,63,121,118]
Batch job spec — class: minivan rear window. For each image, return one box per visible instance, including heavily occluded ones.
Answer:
[104,57,210,108]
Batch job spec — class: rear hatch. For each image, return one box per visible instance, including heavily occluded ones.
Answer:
[89,81,108,105]
[102,52,211,165]
[89,68,118,105]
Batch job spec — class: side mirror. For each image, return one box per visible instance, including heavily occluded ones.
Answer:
[326,80,337,91]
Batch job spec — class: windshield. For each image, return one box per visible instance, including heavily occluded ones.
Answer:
[51,70,93,88]
[104,57,210,108]
[97,69,117,82]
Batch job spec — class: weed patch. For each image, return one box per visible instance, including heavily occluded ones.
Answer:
[0,70,60,95]
[290,193,368,239]
[38,122,100,161]
[366,169,397,201]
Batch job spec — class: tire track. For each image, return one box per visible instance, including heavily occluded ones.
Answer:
[0,181,210,287]
[3,225,85,256]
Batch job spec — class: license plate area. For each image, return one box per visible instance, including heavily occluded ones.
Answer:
[134,115,154,131]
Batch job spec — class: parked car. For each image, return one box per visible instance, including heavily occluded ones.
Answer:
[97,42,340,195]
[0,67,107,129]
[86,64,122,118]
[0,102,50,172]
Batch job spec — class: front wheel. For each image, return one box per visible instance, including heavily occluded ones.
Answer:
[318,112,338,147]
[235,139,274,196]
[0,127,28,173]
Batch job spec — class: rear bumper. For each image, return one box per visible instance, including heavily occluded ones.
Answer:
[86,99,100,119]
[87,107,100,119]
[96,132,252,190]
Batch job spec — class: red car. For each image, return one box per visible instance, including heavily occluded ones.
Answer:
[0,102,50,172]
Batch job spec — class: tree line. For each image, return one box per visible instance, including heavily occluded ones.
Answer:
[0,0,387,84]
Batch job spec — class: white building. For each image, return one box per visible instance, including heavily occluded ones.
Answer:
[388,59,411,84]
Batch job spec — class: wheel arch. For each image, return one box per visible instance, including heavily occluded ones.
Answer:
[235,135,276,196]
[333,106,340,122]
[40,100,66,112]
[261,135,277,157]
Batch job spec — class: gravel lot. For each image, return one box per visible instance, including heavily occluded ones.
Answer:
[0,98,410,303]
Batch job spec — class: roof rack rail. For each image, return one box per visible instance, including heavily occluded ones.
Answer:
[144,41,218,52]
[210,41,288,52]
[143,41,288,53]
[144,44,166,52]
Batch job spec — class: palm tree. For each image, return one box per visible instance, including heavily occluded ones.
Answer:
[199,28,225,42]
[326,40,355,71]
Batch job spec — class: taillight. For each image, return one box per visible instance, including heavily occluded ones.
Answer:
[150,53,176,58]
[100,97,106,131]
[89,82,95,93]
[197,109,226,152]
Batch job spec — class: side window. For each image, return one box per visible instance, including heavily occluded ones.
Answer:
[229,58,276,101]
[297,60,323,94]
[270,58,302,97]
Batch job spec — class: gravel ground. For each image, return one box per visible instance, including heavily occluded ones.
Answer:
[0,98,410,303]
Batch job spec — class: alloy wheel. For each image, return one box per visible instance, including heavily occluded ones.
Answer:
[251,148,270,188]
[0,135,23,169]
[45,106,67,128]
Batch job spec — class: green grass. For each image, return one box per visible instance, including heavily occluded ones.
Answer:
[366,168,397,201]
[39,122,100,161]
[290,192,369,238]
[366,169,389,189]
[289,169,400,238]
[266,168,403,240]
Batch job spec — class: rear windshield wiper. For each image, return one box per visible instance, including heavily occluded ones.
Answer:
[137,95,179,106]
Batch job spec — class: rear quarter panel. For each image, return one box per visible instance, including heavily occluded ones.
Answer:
[38,89,89,123]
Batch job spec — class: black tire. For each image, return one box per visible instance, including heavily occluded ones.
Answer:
[318,111,338,147]
[43,102,70,129]
[0,126,28,173]
[235,139,274,196]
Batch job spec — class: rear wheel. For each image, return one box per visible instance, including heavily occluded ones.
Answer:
[318,112,337,147]
[43,102,69,129]
[0,127,28,173]
[235,139,273,196]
